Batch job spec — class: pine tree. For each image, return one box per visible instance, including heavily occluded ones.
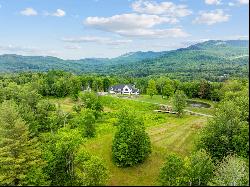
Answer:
[0,100,48,186]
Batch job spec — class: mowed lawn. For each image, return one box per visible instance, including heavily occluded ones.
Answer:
[49,96,209,186]
[85,115,206,186]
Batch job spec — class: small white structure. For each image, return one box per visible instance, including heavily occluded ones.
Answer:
[109,84,139,95]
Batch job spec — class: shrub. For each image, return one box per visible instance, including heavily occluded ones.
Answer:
[209,155,249,186]
[158,154,186,186]
[112,109,151,167]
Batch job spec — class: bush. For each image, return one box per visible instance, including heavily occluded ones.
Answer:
[80,91,103,119]
[75,149,109,186]
[72,103,82,113]
[158,154,186,186]
[185,150,214,186]
[197,101,249,160]
[209,155,249,186]
[112,109,151,167]
[81,109,96,138]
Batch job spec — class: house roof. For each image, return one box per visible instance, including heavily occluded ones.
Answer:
[109,84,139,92]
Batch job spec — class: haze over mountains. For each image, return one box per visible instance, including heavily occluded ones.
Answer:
[0,40,248,80]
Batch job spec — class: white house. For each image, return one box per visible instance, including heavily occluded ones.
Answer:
[109,84,140,95]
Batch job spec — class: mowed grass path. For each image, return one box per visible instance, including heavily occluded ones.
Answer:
[49,96,208,186]
[85,115,206,186]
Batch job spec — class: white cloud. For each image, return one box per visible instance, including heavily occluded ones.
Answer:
[238,0,249,4]
[193,9,230,25]
[84,13,189,38]
[20,8,38,16]
[112,28,189,38]
[0,44,58,56]
[62,36,132,45]
[53,9,66,17]
[205,0,222,5]
[85,13,177,30]
[131,0,192,17]
[44,9,66,17]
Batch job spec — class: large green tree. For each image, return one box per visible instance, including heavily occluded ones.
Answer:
[80,91,103,118]
[42,127,109,186]
[172,90,187,117]
[147,79,157,99]
[197,100,249,160]
[112,109,151,167]
[0,100,48,186]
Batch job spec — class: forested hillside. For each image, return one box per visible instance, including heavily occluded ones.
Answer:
[0,40,248,81]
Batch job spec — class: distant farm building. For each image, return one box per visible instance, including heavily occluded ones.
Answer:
[109,84,140,95]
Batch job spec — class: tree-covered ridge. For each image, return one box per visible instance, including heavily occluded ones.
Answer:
[0,40,248,81]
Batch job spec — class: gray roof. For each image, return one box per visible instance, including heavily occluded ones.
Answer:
[109,84,139,92]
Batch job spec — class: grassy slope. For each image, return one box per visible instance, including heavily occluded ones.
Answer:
[49,96,209,186]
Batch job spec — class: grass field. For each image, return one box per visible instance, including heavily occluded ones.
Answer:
[121,94,216,116]
[49,95,210,186]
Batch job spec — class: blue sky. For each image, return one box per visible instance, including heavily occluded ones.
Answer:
[0,0,248,59]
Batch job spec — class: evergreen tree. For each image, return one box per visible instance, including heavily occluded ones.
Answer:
[112,109,151,167]
[0,100,48,186]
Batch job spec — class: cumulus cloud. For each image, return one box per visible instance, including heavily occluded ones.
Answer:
[85,13,178,30]
[84,13,189,38]
[131,0,192,17]
[20,8,38,16]
[44,9,66,17]
[62,36,132,45]
[205,0,222,5]
[193,9,230,25]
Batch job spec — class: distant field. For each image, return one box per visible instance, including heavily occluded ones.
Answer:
[49,95,209,186]
[120,94,216,116]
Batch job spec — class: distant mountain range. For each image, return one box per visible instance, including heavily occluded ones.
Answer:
[0,40,248,80]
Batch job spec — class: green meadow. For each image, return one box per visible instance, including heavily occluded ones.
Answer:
[50,95,209,186]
